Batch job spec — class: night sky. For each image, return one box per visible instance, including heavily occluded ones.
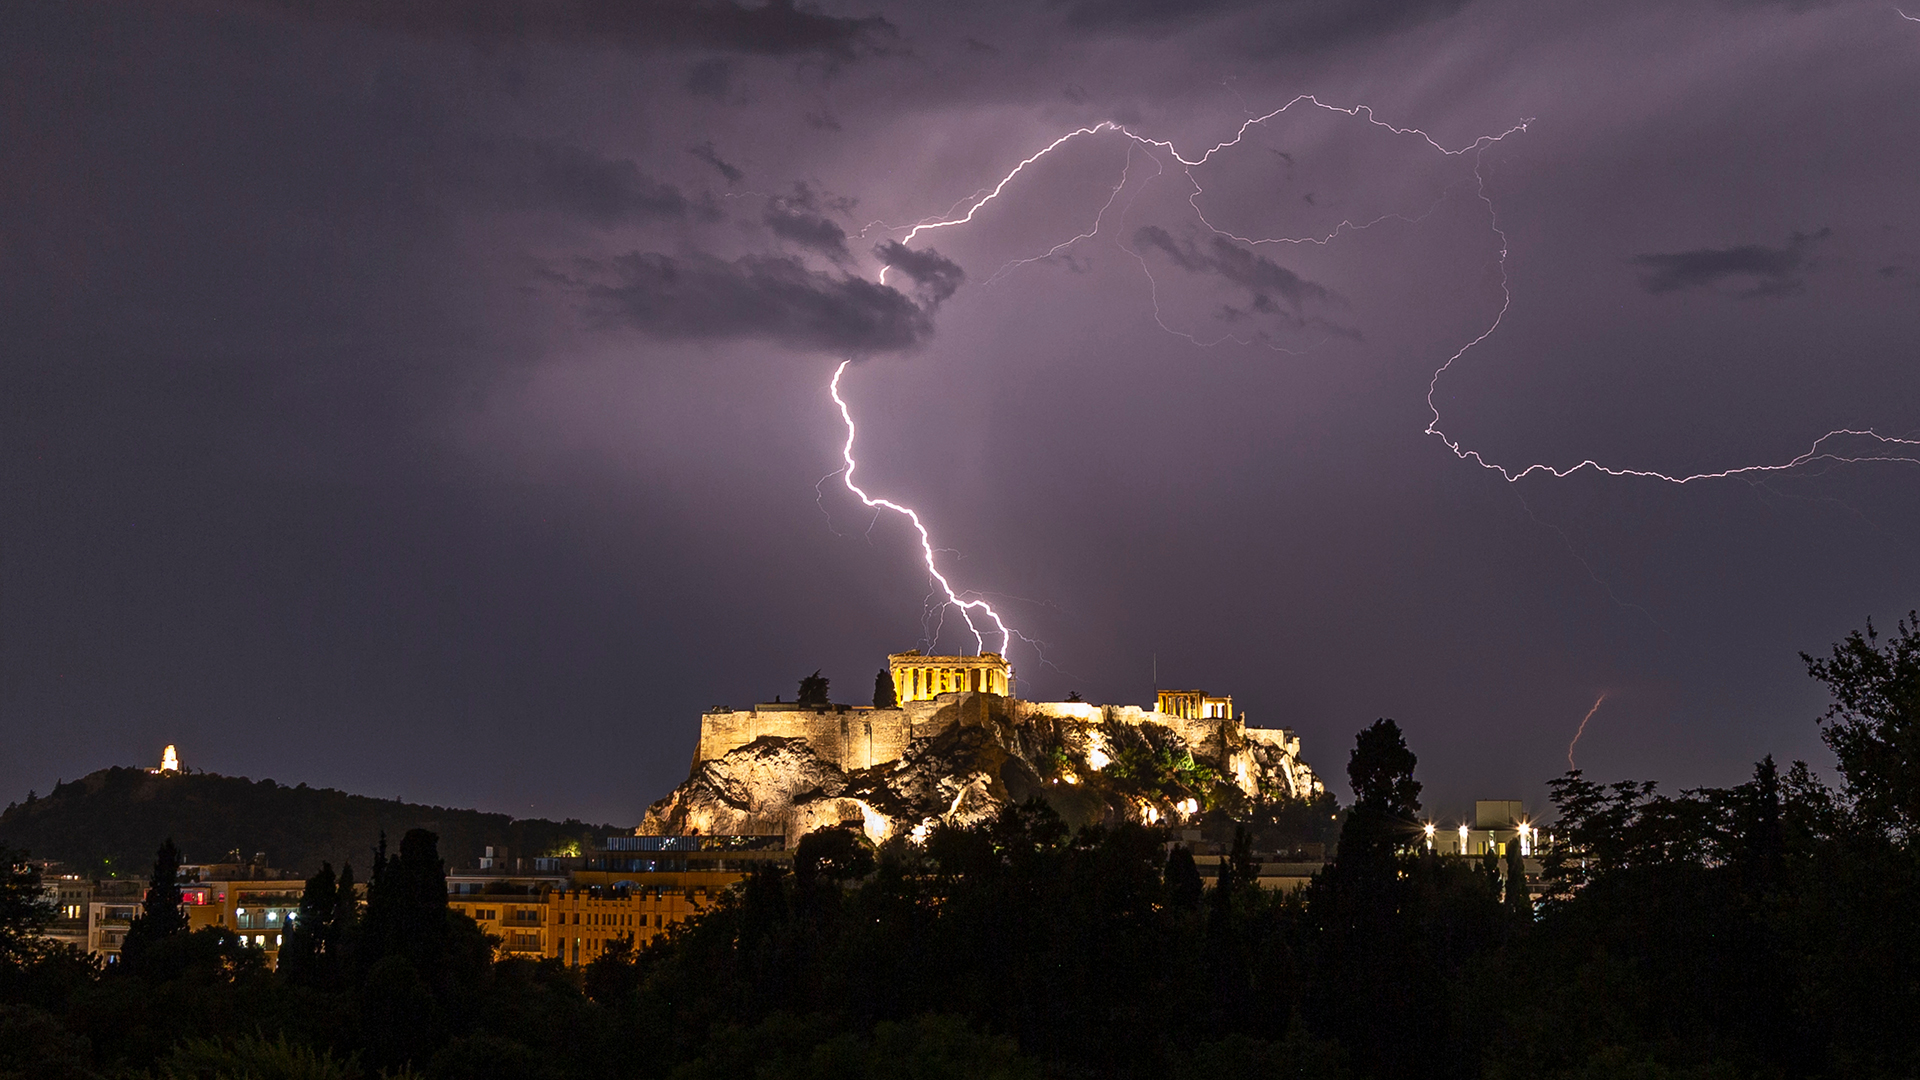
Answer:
[5,0,1917,828]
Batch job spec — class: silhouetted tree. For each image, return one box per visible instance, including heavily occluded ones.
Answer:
[1164,845,1203,910]
[1306,720,1452,1080]
[798,670,831,707]
[874,670,896,708]
[1803,611,1920,837]
[360,828,451,976]
[794,825,876,886]
[582,933,640,1004]
[1503,835,1529,920]
[280,862,344,988]
[1226,825,1259,891]
[331,862,358,969]
[120,838,188,962]
[0,848,50,967]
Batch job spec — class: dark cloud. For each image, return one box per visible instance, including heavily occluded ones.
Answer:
[689,141,745,184]
[233,0,897,60]
[782,181,857,216]
[804,110,843,131]
[582,250,938,351]
[872,241,965,306]
[1131,226,1337,319]
[765,207,852,260]
[461,138,703,224]
[1632,228,1831,298]
[686,57,736,100]
[1052,0,1473,51]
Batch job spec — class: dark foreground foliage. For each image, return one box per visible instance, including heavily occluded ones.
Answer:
[2,613,1917,1079]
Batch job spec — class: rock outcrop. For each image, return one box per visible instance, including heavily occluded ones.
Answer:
[641,694,1323,846]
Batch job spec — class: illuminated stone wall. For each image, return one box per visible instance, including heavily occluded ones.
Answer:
[693,693,1000,773]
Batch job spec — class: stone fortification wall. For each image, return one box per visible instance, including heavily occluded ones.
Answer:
[694,694,998,773]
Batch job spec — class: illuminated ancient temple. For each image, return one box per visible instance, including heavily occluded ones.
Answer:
[887,650,1012,702]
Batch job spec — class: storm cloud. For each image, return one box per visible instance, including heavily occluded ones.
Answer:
[1632,229,1831,298]
[689,142,745,184]
[765,207,853,261]
[584,250,937,351]
[1053,0,1474,51]
[1132,226,1339,322]
[233,0,898,59]
[873,242,965,306]
[459,138,705,224]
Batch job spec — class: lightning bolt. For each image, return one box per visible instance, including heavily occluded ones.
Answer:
[1568,692,1608,771]
[829,359,1011,656]
[876,96,1920,481]
[840,92,1919,667]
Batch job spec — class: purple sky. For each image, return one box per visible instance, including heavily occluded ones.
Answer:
[4,0,1917,828]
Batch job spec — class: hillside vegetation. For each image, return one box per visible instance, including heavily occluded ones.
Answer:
[0,767,619,877]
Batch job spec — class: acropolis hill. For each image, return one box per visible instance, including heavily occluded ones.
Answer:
[641,651,1325,846]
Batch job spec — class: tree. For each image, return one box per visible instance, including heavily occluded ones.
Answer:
[795,824,877,885]
[1226,825,1259,892]
[1164,845,1203,910]
[1321,719,1422,894]
[874,670,897,708]
[1348,718,1422,816]
[582,933,641,1004]
[1305,720,1442,1079]
[798,670,831,708]
[121,838,188,961]
[331,861,358,966]
[1802,611,1920,837]
[360,829,450,975]
[1503,836,1530,920]
[0,848,51,967]
[281,862,342,988]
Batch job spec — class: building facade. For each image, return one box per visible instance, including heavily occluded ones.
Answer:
[446,835,787,967]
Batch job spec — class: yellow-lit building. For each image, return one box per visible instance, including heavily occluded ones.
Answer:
[888,650,1012,702]
[87,876,308,966]
[450,882,719,966]
[448,835,789,966]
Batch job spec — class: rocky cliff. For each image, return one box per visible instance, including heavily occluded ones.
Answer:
[641,694,1323,846]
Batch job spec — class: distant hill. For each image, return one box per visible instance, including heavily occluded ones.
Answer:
[0,767,625,879]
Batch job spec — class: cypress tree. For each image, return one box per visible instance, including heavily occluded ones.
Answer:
[1164,845,1204,910]
[1504,838,1531,920]
[1227,824,1259,892]
[874,670,896,708]
[121,838,188,961]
